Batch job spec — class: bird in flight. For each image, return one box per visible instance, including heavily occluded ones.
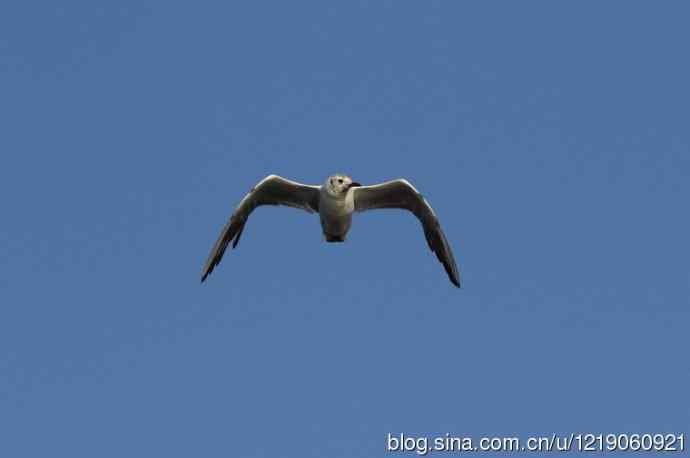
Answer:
[201,174,461,287]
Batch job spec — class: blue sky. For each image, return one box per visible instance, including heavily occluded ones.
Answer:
[1,1,688,456]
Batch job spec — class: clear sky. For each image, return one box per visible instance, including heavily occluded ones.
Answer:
[1,1,688,457]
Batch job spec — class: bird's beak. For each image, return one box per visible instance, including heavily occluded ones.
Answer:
[349,182,362,189]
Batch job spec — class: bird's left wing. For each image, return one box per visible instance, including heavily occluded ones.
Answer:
[353,179,461,287]
[201,175,320,282]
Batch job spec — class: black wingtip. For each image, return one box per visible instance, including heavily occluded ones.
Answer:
[446,269,460,288]
[232,223,245,249]
[200,266,212,283]
[452,269,462,288]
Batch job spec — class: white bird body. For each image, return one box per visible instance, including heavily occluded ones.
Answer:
[318,178,357,241]
[201,173,461,287]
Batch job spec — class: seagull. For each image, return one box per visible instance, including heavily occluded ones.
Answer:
[201,174,461,287]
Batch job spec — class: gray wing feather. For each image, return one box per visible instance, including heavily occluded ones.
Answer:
[353,179,461,287]
[201,175,320,282]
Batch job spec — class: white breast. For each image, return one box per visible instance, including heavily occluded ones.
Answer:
[319,188,355,236]
[319,188,354,217]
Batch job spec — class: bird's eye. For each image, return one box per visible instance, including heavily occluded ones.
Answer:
[338,179,343,184]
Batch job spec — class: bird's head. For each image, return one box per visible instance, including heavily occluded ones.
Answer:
[325,174,361,196]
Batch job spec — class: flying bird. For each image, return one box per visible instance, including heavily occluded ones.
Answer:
[201,174,461,287]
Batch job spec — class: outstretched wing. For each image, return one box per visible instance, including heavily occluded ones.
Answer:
[353,179,461,287]
[201,175,320,282]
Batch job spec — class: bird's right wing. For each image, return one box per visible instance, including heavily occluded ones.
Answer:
[353,179,461,287]
[201,175,320,282]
